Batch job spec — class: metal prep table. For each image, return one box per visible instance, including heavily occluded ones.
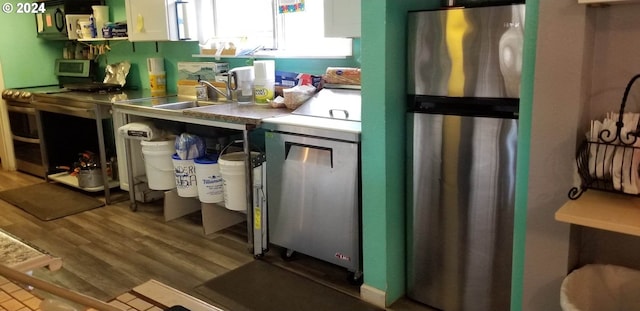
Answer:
[30,90,146,205]
[113,98,290,257]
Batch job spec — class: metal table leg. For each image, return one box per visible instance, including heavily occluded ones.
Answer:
[242,129,268,257]
[95,108,111,205]
[124,137,137,211]
[242,129,255,254]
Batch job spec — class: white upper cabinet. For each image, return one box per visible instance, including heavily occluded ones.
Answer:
[579,0,640,4]
[125,0,197,42]
[324,0,360,38]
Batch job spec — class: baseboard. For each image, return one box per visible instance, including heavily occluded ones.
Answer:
[360,284,387,308]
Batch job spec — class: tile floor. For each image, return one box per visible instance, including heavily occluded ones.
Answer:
[0,275,171,311]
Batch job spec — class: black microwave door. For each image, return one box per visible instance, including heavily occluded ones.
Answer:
[54,7,65,32]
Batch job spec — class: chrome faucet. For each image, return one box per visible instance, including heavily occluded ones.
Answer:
[197,74,236,101]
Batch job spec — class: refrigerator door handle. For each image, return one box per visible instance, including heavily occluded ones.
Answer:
[329,109,349,119]
[284,141,334,168]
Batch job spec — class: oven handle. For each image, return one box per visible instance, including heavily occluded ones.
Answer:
[7,105,37,115]
[32,101,94,118]
[12,135,40,144]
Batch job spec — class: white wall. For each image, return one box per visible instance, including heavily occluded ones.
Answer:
[589,4,640,120]
[523,1,589,310]
[0,61,16,171]
[578,3,640,270]
[525,2,640,310]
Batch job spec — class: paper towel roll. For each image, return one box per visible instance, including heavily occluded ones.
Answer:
[147,58,165,73]
[253,60,275,80]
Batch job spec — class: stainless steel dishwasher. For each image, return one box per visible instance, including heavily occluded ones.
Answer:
[262,88,362,283]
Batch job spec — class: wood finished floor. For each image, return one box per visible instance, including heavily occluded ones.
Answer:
[0,170,431,311]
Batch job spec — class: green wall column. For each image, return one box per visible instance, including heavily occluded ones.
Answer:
[360,0,438,305]
[511,1,539,309]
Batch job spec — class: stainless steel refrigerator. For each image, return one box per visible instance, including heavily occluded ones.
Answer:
[406,3,525,311]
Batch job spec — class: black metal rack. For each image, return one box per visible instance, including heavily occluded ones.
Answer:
[569,74,640,200]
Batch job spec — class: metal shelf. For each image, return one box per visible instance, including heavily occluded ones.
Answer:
[48,172,119,193]
[77,37,128,42]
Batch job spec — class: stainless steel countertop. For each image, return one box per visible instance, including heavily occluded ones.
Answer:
[32,89,168,105]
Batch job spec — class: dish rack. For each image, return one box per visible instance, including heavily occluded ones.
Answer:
[569,74,640,200]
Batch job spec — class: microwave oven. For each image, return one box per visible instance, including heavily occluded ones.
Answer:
[35,0,104,40]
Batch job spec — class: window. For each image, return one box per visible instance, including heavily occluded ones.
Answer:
[196,0,352,57]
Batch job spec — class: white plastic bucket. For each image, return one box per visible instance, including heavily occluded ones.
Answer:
[219,151,259,212]
[172,154,198,197]
[194,155,224,203]
[141,140,175,190]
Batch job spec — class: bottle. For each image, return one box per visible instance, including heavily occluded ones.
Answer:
[89,15,97,38]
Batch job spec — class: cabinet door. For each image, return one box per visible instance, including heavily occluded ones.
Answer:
[125,0,170,41]
[324,0,360,38]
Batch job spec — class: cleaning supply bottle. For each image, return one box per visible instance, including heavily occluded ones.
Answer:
[89,15,97,38]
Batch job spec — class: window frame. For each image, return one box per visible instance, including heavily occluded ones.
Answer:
[199,0,352,58]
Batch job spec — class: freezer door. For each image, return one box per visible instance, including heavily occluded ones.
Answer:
[266,131,360,271]
[407,113,517,311]
[407,4,525,98]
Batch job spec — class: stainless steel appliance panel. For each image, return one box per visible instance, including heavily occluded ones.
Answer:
[266,131,360,271]
[291,88,362,121]
[407,4,525,98]
[407,112,517,311]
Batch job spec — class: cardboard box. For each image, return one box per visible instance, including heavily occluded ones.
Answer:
[177,62,229,81]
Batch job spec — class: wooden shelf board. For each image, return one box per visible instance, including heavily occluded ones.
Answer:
[555,190,640,236]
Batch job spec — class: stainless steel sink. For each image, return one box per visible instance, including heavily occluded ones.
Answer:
[153,101,200,110]
[152,100,227,111]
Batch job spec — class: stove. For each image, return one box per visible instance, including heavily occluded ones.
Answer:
[1,86,63,104]
[1,85,61,177]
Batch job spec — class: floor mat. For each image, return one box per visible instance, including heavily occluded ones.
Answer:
[0,183,104,221]
[195,260,382,311]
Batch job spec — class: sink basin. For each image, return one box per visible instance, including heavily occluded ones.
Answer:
[153,101,200,110]
[152,100,228,111]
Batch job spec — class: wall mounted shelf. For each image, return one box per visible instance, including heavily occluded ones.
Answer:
[556,190,640,237]
[77,37,128,42]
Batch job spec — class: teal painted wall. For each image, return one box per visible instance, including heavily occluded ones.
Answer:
[100,0,359,93]
[360,0,439,304]
[0,0,64,88]
[512,1,538,309]
[0,0,358,91]
[0,0,541,308]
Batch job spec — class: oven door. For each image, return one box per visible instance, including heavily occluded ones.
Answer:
[7,104,45,177]
[8,105,39,141]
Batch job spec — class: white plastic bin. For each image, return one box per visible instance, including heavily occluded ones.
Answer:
[140,140,175,190]
[194,155,224,203]
[171,153,198,197]
[218,151,260,212]
[561,264,640,311]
